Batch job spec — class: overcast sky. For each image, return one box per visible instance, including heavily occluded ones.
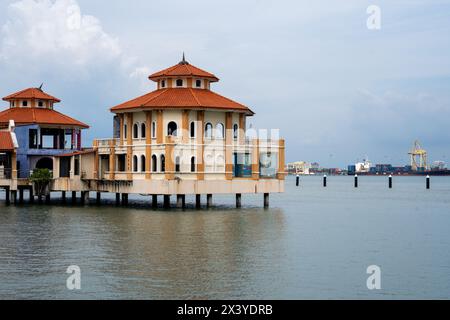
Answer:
[0,0,449,167]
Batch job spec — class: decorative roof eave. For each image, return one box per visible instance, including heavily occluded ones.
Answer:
[148,56,220,83]
[56,149,96,157]
[0,108,90,129]
[2,87,61,103]
[149,74,220,83]
[111,106,255,116]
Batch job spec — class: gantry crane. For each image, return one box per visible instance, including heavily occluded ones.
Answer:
[409,140,428,171]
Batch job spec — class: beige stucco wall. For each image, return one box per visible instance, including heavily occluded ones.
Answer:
[51,177,284,195]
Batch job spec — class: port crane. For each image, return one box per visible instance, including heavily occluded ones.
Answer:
[409,140,428,171]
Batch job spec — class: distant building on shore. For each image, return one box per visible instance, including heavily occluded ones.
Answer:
[286,161,312,175]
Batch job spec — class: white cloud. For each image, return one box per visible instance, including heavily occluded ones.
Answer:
[0,0,146,78]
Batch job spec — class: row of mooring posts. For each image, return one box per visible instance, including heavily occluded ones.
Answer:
[295,174,432,189]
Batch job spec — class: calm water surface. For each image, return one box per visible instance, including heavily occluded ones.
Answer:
[1,176,450,299]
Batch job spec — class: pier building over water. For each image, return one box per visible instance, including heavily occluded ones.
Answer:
[1,56,285,207]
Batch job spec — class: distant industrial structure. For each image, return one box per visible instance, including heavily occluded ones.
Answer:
[347,140,449,176]
[409,140,428,171]
[286,141,448,177]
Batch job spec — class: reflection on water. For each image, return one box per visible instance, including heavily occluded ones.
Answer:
[1,176,450,299]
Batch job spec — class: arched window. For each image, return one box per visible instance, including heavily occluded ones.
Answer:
[191,157,196,173]
[233,124,239,140]
[195,79,202,88]
[152,121,156,138]
[141,155,146,172]
[124,124,127,139]
[133,155,138,172]
[176,79,183,87]
[161,80,166,88]
[175,156,181,173]
[160,155,166,173]
[141,123,146,139]
[168,121,178,136]
[152,155,157,172]
[205,123,213,139]
[216,123,224,139]
[133,123,139,139]
[190,121,196,138]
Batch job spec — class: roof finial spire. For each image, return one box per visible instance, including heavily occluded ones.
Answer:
[180,52,188,65]
[38,83,44,91]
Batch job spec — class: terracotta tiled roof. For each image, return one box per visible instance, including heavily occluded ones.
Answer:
[149,63,219,82]
[111,88,254,115]
[0,131,14,151]
[0,108,89,128]
[3,88,61,102]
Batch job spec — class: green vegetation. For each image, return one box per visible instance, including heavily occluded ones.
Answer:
[30,168,52,197]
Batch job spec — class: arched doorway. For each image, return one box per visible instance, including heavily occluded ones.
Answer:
[35,157,53,171]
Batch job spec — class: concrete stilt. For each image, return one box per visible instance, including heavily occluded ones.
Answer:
[264,193,270,208]
[81,191,89,205]
[196,195,201,209]
[72,191,77,204]
[11,190,18,205]
[5,187,10,205]
[115,193,121,206]
[29,187,34,203]
[236,194,242,208]
[62,191,66,203]
[163,195,171,209]
[207,194,213,208]
[19,189,24,204]
[176,195,184,209]
[121,193,128,206]
[96,192,101,205]
[152,195,158,208]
